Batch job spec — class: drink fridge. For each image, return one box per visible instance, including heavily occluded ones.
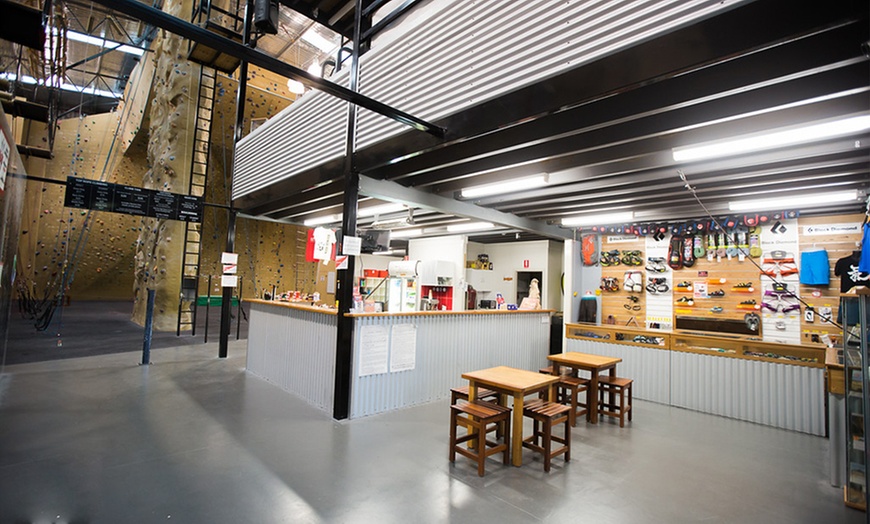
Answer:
[387,260,419,312]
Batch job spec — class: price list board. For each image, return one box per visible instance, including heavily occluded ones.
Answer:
[63,176,203,223]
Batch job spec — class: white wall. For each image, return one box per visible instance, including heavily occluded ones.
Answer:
[408,235,467,310]
[476,240,563,310]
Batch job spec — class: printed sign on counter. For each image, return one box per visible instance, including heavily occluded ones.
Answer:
[359,324,389,376]
[389,324,417,372]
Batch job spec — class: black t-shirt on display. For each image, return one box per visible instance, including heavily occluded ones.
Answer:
[835,253,870,292]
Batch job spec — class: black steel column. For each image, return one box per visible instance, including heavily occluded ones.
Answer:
[332,0,365,420]
[219,0,251,358]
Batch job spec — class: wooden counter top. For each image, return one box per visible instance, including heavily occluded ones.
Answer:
[246,299,337,315]
[346,309,554,318]
[248,300,552,318]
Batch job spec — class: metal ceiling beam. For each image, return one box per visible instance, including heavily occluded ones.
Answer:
[87,0,445,137]
[359,175,571,240]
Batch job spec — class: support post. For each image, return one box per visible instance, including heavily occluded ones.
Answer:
[332,0,365,421]
[219,0,250,358]
[141,288,155,365]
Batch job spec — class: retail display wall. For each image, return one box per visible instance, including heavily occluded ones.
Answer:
[592,213,865,348]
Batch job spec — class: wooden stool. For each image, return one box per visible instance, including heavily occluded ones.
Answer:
[557,376,589,427]
[522,399,571,472]
[539,366,578,377]
[449,401,511,476]
[450,386,499,405]
[597,376,633,427]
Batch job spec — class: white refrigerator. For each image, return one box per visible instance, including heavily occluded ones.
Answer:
[387,260,419,312]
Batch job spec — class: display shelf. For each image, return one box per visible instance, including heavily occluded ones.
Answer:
[670,332,824,367]
[842,290,868,511]
[566,323,825,366]
[565,323,669,348]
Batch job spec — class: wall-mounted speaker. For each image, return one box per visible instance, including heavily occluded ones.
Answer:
[254,0,279,35]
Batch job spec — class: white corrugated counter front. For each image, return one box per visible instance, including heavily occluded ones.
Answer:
[348,309,553,419]
[246,300,337,413]
[565,328,825,436]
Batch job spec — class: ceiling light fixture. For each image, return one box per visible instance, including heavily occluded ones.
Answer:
[672,115,870,162]
[460,174,549,199]
[303,214,341,227]
[64,30,145,56]
[446,221,496,233]
[728,190,859,212]
[561,211,634,227]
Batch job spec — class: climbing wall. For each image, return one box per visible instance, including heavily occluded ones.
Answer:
[130,0,199,330]
[18,114,146,300]
[193,64,298,300]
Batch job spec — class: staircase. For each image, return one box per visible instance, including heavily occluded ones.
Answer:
[177,66,217,335]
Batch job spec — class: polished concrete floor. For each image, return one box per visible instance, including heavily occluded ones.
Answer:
[0,340,862,523]
[3,300,248,365]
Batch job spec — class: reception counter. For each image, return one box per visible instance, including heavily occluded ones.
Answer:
[246,300,553,419]
[246,300,338,412]
[565,323,826,435]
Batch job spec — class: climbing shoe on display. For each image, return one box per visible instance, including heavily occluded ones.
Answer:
[676,296,695,306]
[732,282,754,292]
[708,289,726,298]
[682,235,695,267]
[710,306,724,313]
[668,236,683,270]
[693,235,705,259]
[581,235,598,266]
[675,281,693,290]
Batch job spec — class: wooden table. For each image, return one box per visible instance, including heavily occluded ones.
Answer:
[548,352,622,424]
[462,366,559,467]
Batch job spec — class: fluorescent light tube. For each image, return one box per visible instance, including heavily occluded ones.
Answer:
[673,115,870,162]
[389,228,423,238]
[446,222,495,233]
[66,30,145,56]
[460,175,548,199]
[728,190,859,212]
[561,212,634,227]
[303,214,340,227]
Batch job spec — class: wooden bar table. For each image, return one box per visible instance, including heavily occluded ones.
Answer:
[462,366,559,467]
[548,352,622,424]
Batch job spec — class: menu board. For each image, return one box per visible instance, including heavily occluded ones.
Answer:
[64,176,202,222]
